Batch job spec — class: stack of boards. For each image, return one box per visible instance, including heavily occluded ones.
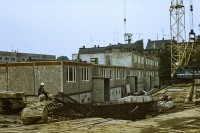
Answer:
[0,91,25,114]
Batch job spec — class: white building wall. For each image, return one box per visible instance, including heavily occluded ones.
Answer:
[79,54,106,64]
[77,51,159,93]
[80,92,91,103]
[107,53,133,67]
[110,87,121,101]
[72,54,78,60]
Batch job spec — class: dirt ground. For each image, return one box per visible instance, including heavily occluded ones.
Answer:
[0,106,200,133]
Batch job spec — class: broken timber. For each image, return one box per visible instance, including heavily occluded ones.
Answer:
[45,92,158,120]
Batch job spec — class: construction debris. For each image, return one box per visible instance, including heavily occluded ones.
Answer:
[0,91,25,114]
[118,95,153,103]
[195,85,200,105]
[44,92,158,122]
[21,101,50,125]
[19,92,159,125]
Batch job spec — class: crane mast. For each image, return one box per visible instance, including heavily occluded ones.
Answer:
[170,0,187,77]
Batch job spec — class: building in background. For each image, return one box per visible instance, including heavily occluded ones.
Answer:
[72,43,159,92]
[146,39,171,50]
[0,51,56,63]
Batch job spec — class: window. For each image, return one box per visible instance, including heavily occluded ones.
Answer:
[100,69,106,77]
[141,57,144,64]
[90,58,98,64]
[138,70,141,78]
[121,69,126,79]
[109,69,113,79]
[135,55,137,63]
[138,56,140,63]
[11,57,16,61]
[141,71,144,78]
[0,57,2,61]
[116,69,120,79]
[82,67,89,81]
[5,57,10,61]
[21,58,26,61]
[66,67,76,82]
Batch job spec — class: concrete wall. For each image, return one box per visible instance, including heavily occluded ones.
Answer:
[132,52,145,69]
[92,78,105,102]
[62,62,93,95]
[154,75,160,87]
[72,54,78,60]
[77,51,159,92]
[144,75,151,92]
[137,83,144,92]
[106,53,133,67]
[92,78,110,102]
[151,75,160,88]
[110,87,121,101]
[69,94,80,102]
[80,92,91,103]
[68,92,91,103]
[127,76,137,93]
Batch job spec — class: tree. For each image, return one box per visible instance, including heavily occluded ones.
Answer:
[187,35,200,67]
[157,49,171,83]
[57,56,69,61]
[197,35,200,43]
[188,49,200,68]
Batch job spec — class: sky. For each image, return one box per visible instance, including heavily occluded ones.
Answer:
[0,0,200,59]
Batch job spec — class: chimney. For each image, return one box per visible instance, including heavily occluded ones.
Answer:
[94,45,96,48]
[82,46,85,48]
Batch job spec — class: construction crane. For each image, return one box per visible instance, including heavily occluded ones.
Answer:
[169,0,195,77]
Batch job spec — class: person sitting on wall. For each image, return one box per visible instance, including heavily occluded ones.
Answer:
[38,82,49,101]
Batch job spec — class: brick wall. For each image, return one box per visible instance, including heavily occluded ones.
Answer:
[34,63,62,95]
[0,65,7,91]
[0,61,62,95]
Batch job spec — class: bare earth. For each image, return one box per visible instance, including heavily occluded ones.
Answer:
[0,106,200,133]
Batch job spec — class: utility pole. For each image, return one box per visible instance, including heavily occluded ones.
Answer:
[96,40,101,46]
[113,31,118,44]
[124,0,126,37]
[160,28,166,40]
[155,34,159,40]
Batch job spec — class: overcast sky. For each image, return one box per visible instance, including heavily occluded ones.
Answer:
[0,0,199,59]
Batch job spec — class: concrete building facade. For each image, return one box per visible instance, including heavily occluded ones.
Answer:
[72,50,159,92]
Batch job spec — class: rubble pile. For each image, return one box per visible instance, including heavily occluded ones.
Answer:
[195,87,200,105]
[0,91,25,114]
